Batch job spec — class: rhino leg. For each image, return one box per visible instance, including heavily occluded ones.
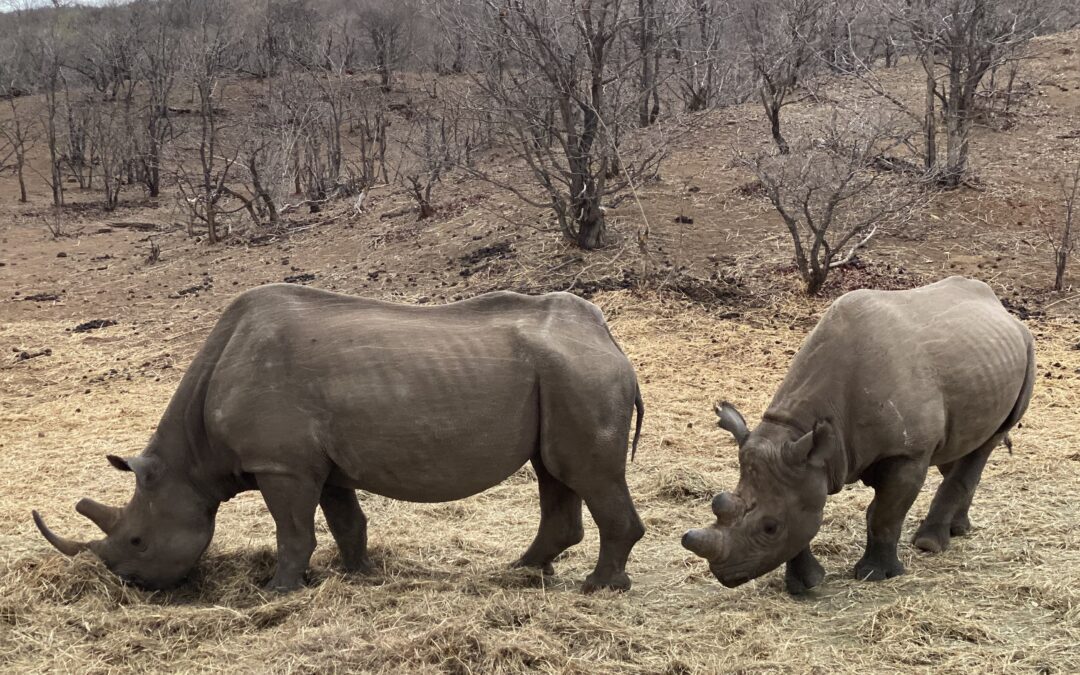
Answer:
[913,438,996,553]
[320,484,374,574]
[513,456,584,575]
[259,473,323,592]
[854,457,928,582]
[785,547,825,595]
[579,480,645,593]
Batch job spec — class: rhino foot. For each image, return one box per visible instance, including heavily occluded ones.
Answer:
[853,556,904,582]
[511,558,555,576]
[342,554,375,575]
[913,522,952,553]
[262,576,305,593]
[582,571,631,594]
[785,554,825,595]
[950,514,972,537]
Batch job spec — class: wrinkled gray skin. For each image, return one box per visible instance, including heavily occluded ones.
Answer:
[682,277,1035,594]
[34,285,646,593]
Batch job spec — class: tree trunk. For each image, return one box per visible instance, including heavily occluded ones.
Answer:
[16,158,27,203]
[1055,249,1066,291]
[575,197,607,249]
[768,102,789,155]
[638,0,658,127]
[923,51,937,173]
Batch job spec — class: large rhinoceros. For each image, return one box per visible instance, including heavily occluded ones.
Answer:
[34,285,646,593]
[682,276,1035,594]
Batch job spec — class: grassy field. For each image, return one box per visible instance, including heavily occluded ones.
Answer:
[1,284,1078,672]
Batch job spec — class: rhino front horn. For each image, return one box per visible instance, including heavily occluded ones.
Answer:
[76,498,121,535]
[32,511,91,557]
[681,527,724,560]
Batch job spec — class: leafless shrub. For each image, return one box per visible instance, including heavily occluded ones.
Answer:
[1040,161,1080,291]
[172,3,240,244]
[737,0,828,155]
[0,91,37,203]
[41,206,65,239]
[740,106,929,295]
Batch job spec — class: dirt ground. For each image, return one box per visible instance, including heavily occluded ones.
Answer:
[1,30,1079,675]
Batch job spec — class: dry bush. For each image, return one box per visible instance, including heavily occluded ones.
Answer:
[740,105,929,295]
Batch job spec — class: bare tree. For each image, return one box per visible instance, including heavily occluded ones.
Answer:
[441,0,666,249]
[89,102,122,209]
[742,107,926,295]
[1043,160,1080,291]
[173,4,239,244]
[360,0,414,93]
[0,91,37,202]
[900,0,1048,186]
[671,0,737,112]
[739,0,825,155]
[133,1,181,198]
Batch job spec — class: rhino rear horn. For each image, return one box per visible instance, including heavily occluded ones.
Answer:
[76,498,121,535]
[32,511,92,557]
[714,401,749,448]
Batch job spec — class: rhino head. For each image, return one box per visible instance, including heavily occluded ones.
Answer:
[33,454,216,590]
[681,402,843,587]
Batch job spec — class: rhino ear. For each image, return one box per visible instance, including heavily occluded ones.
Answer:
[106,455,132,472]
[106,455,157,486]
[783,420,846,494]
[714,401,750,448]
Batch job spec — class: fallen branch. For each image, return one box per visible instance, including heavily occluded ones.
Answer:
[829,224,878,269]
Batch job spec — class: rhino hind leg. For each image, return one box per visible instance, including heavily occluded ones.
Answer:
[320,485,374,574]
[578,481,645,593]
[513,456,584,575]
[913,438,996,553]
[258,473,323,592]
[854,457,928,582]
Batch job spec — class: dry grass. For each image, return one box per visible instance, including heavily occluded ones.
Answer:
[2,289,1078,674]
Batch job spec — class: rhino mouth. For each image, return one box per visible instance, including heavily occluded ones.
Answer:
[709,565,751,588]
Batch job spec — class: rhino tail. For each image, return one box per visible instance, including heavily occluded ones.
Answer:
[631,388,644,462]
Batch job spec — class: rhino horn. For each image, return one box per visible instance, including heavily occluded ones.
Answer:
[711,491,745,525]
[714,401,749,448]
[681,527,725,560]
[76,498,122,535]
[32,511,92,557]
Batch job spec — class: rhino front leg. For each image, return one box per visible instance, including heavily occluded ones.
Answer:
[854,457,928,582]
[785,547,825,595]
[258,474,323,592]
[320,484,374,574]
[913,439,996,553]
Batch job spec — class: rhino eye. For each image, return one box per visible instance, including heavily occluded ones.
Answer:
[761,518,780,537]
[130,537,143,547]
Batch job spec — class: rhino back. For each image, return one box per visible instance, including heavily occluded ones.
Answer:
[200,286,633,501]
[768,277,1032,475]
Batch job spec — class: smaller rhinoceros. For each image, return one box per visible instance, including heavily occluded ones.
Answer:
[682,276,1035,594]
[33,285,645,593]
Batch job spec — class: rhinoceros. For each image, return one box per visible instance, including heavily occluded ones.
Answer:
[682,276,1035,594]
[34,285,646,593]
